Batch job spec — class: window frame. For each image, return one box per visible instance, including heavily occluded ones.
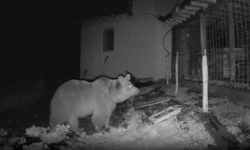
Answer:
[103,28,114,52]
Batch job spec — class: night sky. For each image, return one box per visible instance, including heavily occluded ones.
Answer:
[1,0,130,86]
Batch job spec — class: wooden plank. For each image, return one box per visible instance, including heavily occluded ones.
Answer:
[178,13,190,18]
[191,1,208,8]
[149,106,173,118]
[181,9,196,15]
[134,98,171,109]
[175,17,186,21]
[196,0,216,3]
[164,20,179,26]
[185,5,201,11]
[149,107,182,124]
[152,108,181,124]
[172,19,182,23]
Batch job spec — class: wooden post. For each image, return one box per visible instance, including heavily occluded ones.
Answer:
[200,13,206,55]
[202,50,208,112]
[175,52,179,95]
[200,13,208,112]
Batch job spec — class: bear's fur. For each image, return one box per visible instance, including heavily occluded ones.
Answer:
[49,74,140,131]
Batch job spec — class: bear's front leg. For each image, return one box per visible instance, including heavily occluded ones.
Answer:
[67,115,80,131]
[91,112,110,131]
[104,117,111,129]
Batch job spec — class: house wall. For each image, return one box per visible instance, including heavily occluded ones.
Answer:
[80,0,174,80]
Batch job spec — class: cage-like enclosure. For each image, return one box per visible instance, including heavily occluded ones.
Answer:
[173,0,250,90]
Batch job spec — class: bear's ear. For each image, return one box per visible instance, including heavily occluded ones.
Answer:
[125,74,131,80]
[118,76,124,81]
[115,80,121,89]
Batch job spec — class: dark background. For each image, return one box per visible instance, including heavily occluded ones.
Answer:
[0,0,130,88]
[0,0,132,132]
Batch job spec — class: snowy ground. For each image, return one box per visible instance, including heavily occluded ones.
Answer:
[1,83,250,150]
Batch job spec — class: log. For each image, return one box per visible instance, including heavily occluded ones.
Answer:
[198,113,240,150]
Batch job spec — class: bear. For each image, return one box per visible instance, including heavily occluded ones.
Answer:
[49,74,140,131]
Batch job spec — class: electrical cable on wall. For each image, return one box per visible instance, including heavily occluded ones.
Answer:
[163,28,172,85]
[162,29,172,56]
[101,56,109,75]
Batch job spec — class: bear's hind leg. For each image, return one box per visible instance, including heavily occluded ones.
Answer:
[67,115,79,131]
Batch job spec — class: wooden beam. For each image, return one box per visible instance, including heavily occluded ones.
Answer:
[149,107,182,124]
[173,19,183,23]
[178,13,190,18]
[134,98,171,109]
[175,17,187,21]
[185,5,201,11]
[191,1,208,8]
[181,9,196,15]
[196,0,216,3]
[164,21,179,26]
[158,0,217,25]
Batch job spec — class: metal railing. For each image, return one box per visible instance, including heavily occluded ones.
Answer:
[173,0,250,90]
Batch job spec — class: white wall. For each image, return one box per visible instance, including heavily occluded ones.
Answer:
[80,0,174,80]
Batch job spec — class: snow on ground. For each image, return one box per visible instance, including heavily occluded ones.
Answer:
[68,110,214,150]
[1,83,250,150]
[2,112,214,150]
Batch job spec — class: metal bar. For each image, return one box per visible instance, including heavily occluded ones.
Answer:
[234,0,239,84]
[245,0,250,87]
[239,0,244,84]
[206,13,212,80]
[173,0,250,90]
[218,9,221,81]
[215,8,219,81]
[227,2,236,84]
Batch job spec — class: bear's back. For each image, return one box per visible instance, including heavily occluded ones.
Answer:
[52,80,92,102]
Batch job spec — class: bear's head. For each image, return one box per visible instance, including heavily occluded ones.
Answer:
[112,74,140,103]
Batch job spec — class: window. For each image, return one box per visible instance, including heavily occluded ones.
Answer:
[103,28,114,52]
